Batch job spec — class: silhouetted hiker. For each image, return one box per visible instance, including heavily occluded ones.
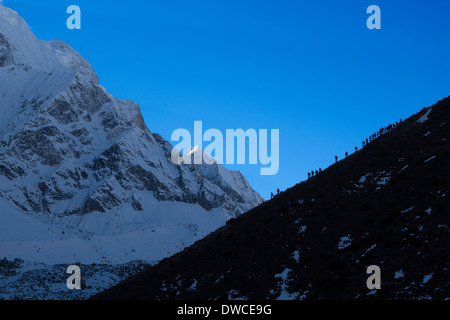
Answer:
[311,171,314,177]
[362,141,365,147]
[277,188,280,195]
[319,168,322,172]
[308,172,311,179]
[271,192,273,199]
[335,155,338,162]
[345,151,348,158]
[355,146,358,152]
[366,138,369,144]
[315,170,318,175]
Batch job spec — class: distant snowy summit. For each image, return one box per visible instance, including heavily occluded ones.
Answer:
[0,4,263,264]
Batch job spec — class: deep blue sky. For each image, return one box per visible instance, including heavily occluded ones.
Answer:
[3,0,450,199]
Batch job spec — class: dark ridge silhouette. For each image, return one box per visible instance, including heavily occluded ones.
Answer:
[93,96,450,300]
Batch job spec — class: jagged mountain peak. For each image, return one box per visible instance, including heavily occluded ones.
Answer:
[0,4,95,80]
[180,145,264,206]
[0,5,263,266]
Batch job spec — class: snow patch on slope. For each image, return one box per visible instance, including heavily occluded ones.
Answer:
[417,107,432,123]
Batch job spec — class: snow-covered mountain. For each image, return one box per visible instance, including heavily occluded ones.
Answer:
[0,3,263,269]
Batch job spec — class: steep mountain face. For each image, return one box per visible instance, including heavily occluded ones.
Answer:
[95,97,450,300]
[0,4,263,267]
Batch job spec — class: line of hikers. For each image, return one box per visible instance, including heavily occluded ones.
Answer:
[270,188,281,199]
[270,118,404,198]
[306,118,403,180]
[308,168,322,179]
[359,119,401,150]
